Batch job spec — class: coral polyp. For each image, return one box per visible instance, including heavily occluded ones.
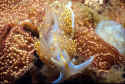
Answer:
[0,24,35,84]
[95,20,125,56]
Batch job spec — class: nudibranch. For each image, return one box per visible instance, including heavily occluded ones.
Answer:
[0,24,35,84]
[35,1,95,83]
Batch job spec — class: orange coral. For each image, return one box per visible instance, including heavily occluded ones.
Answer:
[0,24,35,84]
[0,0,125,83]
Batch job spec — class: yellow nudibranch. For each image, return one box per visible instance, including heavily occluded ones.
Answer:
[35,1,95,84]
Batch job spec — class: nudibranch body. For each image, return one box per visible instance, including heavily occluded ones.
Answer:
[36,1,95,83]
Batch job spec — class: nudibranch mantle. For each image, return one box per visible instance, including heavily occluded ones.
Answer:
[95,20,125,56]
[49,0,75,36]
[37,1,95,84]
[65,1,75,29]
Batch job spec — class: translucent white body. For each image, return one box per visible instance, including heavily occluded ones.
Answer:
[39,1,95,84]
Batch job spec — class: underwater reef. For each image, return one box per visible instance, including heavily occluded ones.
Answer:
[0,0,125,84]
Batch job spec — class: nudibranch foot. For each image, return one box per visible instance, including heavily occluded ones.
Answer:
[52,72,64,84]
[52,49,95,84]
[69,56,95,75]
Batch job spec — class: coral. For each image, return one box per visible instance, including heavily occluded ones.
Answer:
[101,0,125,27]
[0,24,35,84]
[95,20,125,56]
[0,0,46,28]
[0,0,125,84]
[0,25,12,49]
[0,0,47,83]
[98,65,125,83]
[73,2,125,81]
[74,18,125,83]
[84,0,104,10]
[74,22,120,69]
[0,0,22,11]
[0,0,53,83]
[72,1,109,30]
[71,1,125,70]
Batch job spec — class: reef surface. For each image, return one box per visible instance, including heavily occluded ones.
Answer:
[0,0,125,84]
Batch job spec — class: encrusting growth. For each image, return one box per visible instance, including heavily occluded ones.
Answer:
[0,24,35,84]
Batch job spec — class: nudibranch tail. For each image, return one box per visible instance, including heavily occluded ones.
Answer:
[52,72,64,84]
[69,56,95,74]
[52,48,95,84]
